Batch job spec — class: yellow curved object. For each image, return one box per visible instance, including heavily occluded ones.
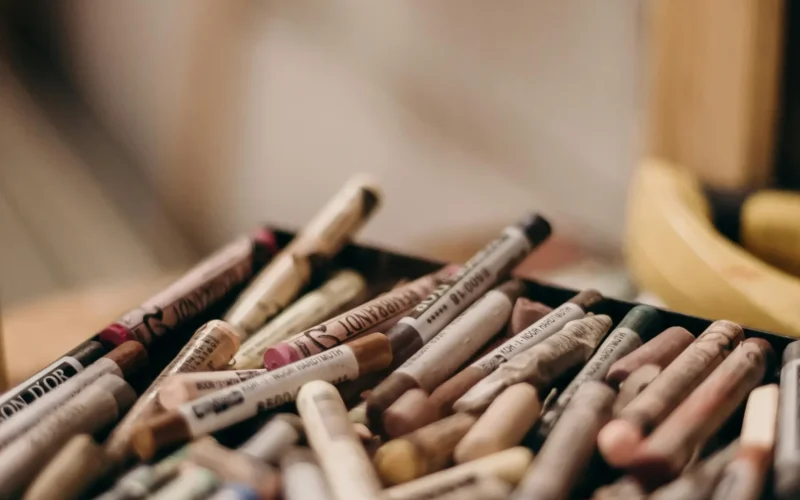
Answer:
[626,158,800,337]
[742,190,800,277]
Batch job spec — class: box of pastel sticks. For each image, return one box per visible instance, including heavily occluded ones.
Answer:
[0,209,793,499]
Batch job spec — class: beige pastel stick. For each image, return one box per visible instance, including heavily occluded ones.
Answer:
[374,412,477,485]
[383,447,533,500]
[238,413,304,463]
[0,374,136,498]
[613,364,662,415]
[605,326,695,386]
[281,447,333,500]
[149,466,218,500]
[511,381,616,500]
[455,383,541,463]
[591,476,646,500]
[428,290,603,416]
[598,320,744,468]
[224,177,381,334]
[382,388,438,438]
[629,338,774,487]
[105,319,242,461]
[710,384,779,500]
[186,437,281,499]
[648,440,739,500]
[507,298,553,337]
[131,334,391,460]
[454,315,611,414]
[23,435,108,500]
[433,475,511,500]
[229,269,366,369]
[0,341,147,450]
[158,370,266,410]
[297,381,382,500]
[368,281,524,430]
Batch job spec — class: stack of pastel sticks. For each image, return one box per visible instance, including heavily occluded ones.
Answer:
[0,176,792,500]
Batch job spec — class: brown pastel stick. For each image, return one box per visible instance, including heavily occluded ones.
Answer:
[598,320,744,467]
[606,326,695,386]
[383,389,438,438]
[0,341,147,450]
[507,298,553,336]
[710,384,779,500]
[649,440,739,500]
[510,381,616,500]
[367,281,524,431]
[105,319,242,461]
[455,383,541,463]
[23,435,108,500]
[612,364,662,415]
[185,437,281,499]
[157,370,266,410]
[628,338,774,487]
[374,413,478,485]
[428,290,603,416]
[0,374,136,498]
[432,475,512,500]
[591,476,646,500]
[453,315,612,414]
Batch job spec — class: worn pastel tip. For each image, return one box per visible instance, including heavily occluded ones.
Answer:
[253,227,279,254]
[374,439,421,485]
[98,323,139,347]
[263,343,300,370]
[597,420,645,468]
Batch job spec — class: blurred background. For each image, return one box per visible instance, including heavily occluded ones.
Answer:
[2,0,798,378]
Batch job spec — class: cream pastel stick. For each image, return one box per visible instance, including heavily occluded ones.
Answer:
[367,281,524,430]
[131,333,391,460]
[598,320,745,468]
[627,338,774,487]
[710,384,779,500]
[432,475,511,500]
[229,269,366,369]
[510,381,616,500]
[383,447,533,500]
[237,414,304,464]
[454,383,541,463]
[296,381,383,500]
[428,290,602,416]
[281,447,333,500]
[265,265,458,368]
[605,326,695,386]
[224,177,381,334]
[0,374,136,498]
[158,370,267,410]
[453,314,611,414]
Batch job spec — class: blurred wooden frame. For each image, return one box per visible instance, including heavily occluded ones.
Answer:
[647,0,785,190]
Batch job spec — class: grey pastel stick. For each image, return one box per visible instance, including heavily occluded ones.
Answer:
[605,326,695,386]
[510,381,615,500]
[238,414,304,463]
[776,340,800,500]
[0,374,136,498]
[649,440,739,500]
[429,289,602,415]
[453,314,612,414]
[149,467,218,500]
[23,434,108,500]
[94,447,188,500]
[367,280,524,427]
[0,341,147,450]
[536,306,662,441]
[0,340,106,422]
[281,447,333,500]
